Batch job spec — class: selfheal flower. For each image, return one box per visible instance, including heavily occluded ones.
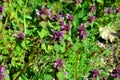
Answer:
[88,15,96,22]
[89,4,95,12]
[104,7,112,14]
[60,24,70,32]
[114,6,120,14]
[0,66,5,73]
[59,20,66,26]
[35,9,40,17]
[54,58,64,68]
[35,5,51,18]
[13,32,25,42]
[0,6,5,14]
[52,14,60,21]
[66,14,74,22]
[60,20,70,32]
[77,23,86,39]
[0,65,7,80]
[41,6,49,15]
[110,66,120,78]
[51,30,64,41]
[89,70,100,78]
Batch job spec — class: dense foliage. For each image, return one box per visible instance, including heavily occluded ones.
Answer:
[1,0,120,80]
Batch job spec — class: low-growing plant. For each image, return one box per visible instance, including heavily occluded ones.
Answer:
[0,0,120,80]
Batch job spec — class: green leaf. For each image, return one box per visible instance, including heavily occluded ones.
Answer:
[39,21,47,28]
[48,21,54,28]
[25,15,32,19]
[41,43,48,53]
[78,8,86,18]
[73,40,81,51]
[96,0,103,3]
[44,74,53,80]
[60,40,65,53]
[73,14,79,32]
[64,34,72,42]
[57,72,64,80]
[53,44,61,53]
[37,29,49,39]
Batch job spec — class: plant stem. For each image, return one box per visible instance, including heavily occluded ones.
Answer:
[75,50,79,80]
[24,0,28,34]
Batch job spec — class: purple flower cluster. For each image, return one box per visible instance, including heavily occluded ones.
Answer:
[89,70,100,78]
[0,6,5,14]
[0,65,7,80]
[88,4,96,23]
[66,14,74,22]
[35,6,51,19]
[53,58,64,68]
[60,20,70,32]
[13,32,25,42]
[50,13,73,41]
[51,29,64,41]
[104,6,120,14]
[89,4,95,12]
[88,15,96,22]
[0,6,5,19]
[104,7,112,14]
[77,23,86,39]
[114,6,120,13]
[110,66,120,78]
[53,14,61,21]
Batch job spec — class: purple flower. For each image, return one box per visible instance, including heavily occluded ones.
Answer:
[89,70,100,78]
[114,7,120,14]
[54,58,64,68]
[110,66,120,78]
[51,30,64,41]
[53,14,60,21]
[61,24,70,32]
[35,5,51,18]
[77,23,86,39]
[0,65,7,80]
[88,15,96,22]
[60,20,66,26]
[0,6,5,14]
[66,14,74,22]
[0,66,5,73]
[35,9,40,17]
[13,32,25,42]
[104,7,112,14]
[40,6,48,15]
[59,20,70,32]
[89,4,95,12]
